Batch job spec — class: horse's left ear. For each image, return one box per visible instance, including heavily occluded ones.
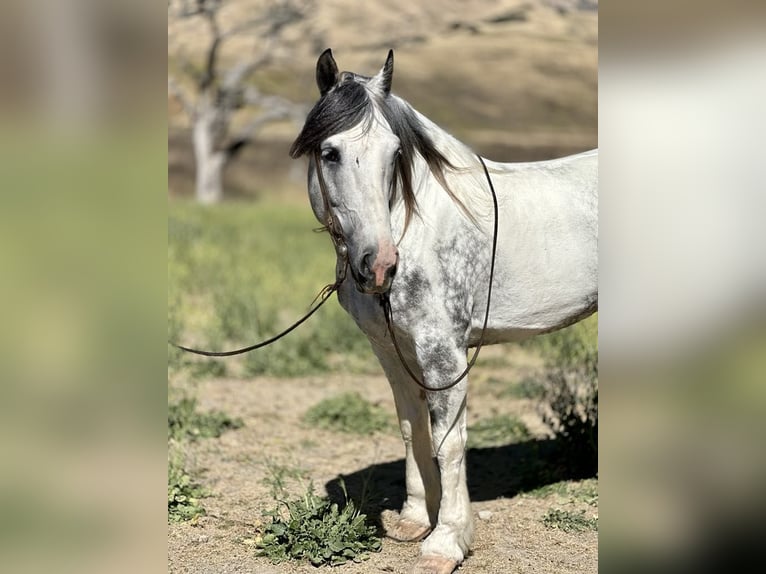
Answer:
[316,48,339,96]
[370,49,394,95]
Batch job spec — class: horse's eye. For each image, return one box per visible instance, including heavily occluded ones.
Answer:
[321,148,340,163]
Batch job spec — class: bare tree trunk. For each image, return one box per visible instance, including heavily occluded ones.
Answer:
[169,1,314,204]
[193,96,228,204]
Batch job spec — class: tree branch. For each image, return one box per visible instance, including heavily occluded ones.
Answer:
[168,76,196,120]
[200,8,223,90]
[224,92,306,159]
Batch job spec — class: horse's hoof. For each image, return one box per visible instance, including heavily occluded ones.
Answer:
[411,555,459,574]
[386,517,431,542]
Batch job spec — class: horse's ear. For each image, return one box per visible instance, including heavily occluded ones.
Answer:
[316,48,339,96]
[370,49,394,96]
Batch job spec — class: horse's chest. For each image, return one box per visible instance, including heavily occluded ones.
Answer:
[337,283,389,345]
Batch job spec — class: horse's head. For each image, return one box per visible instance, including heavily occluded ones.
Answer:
[289,49,404,295]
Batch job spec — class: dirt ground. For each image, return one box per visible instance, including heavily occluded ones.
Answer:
[167,346,597,574]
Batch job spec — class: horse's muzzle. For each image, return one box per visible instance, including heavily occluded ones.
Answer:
[354,245,399,294]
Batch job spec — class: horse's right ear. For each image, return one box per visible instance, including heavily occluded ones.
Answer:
[316,49,339,96]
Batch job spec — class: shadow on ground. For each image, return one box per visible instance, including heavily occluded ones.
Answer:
[325,438,597,529]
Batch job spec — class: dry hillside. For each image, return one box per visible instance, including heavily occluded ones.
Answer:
[168,0,597,198]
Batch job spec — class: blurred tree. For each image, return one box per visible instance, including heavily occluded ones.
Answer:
[168,0,313,203]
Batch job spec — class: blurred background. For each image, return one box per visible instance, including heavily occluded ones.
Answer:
[0,0,764,573]
[167,0,598,203]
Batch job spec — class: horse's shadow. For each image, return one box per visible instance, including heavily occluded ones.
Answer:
[325,438,596,529]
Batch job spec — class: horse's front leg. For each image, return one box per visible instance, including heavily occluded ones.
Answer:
[372,344,440,542]
[416,343,473,574]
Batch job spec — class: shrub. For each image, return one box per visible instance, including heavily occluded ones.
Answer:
[527,316,598,469]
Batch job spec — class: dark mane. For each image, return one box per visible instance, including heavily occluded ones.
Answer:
[289,74,460,232]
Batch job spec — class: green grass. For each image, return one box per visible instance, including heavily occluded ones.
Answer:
[304,392,393,436]
[526,478,598,506]
[467,414,530,448]
[542,509,598,533]
[167,396,243,522]
[168,454,208,523]
[168,396,243,441]
[168,200,377,378]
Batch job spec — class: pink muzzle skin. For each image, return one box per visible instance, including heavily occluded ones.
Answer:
[368,243,399,292]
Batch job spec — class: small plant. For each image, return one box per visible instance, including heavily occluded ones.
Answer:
[168,454,208,523]
[467,414,530,448]
[255,483,381,566]
[542,508,598,532]
[304,392,392,435]
[168,397,243,441]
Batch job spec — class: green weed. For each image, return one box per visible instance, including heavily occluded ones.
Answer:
[168,454,207,523]
[467,414,530,448]
[542,509,598,533]
[168,397,243,441]
[255,482,381,566]
[304,392,393,435]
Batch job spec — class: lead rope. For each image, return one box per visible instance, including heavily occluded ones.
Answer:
[379,154,499,392]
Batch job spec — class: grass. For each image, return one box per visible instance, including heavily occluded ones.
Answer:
[526,478,598,507]
[526,477,598,534]
[304,392,393,436]
[168,396,243,441]
[467,414,530,448]
[485,376,546,400]
[168,454,208,523]
[168,200,378,378]
[542,509,598,533]
[167,395,243,522]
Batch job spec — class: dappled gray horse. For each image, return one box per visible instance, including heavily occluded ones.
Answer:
[289,50,597,574]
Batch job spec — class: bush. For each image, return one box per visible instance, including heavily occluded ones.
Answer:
[527,316,598,467]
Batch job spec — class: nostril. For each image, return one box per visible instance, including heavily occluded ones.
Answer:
[360,251,374,277]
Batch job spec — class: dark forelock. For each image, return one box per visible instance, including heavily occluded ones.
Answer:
[289,74,461,232]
